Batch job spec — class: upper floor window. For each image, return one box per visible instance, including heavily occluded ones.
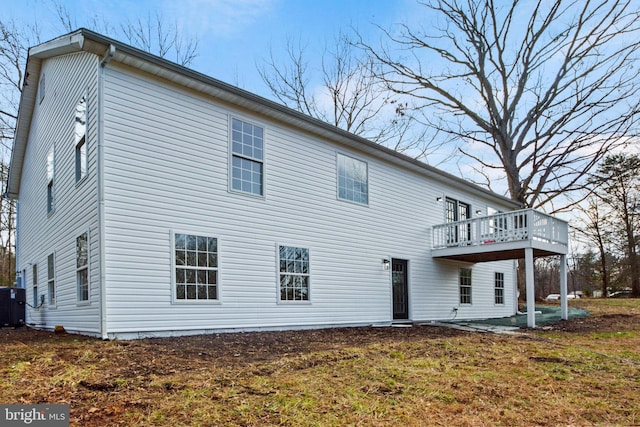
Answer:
[445,197,471,244]
[77,233,89,303]
[230,118,264,196]
[445,197,470,222]
[174,233,218,301]
[39,73,45,104]
[46,148,55,213]
[278,245,310,302]
[337,153,368,204]
[75,95,87,182]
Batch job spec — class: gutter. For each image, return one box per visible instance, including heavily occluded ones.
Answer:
[8,28,520,209]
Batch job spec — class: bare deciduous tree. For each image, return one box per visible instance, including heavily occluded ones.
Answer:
[575,197,614,297]
[361,0,640,210]
[0,6,201,287]
[589,153,640,298]
[56,4,199,66]
[258,34,447,160]
[0,19,39,286]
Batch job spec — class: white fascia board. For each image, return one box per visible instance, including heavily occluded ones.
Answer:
[7,32,90,199]
[29,32,85,58]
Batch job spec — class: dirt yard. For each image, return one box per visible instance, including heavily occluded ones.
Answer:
[1,299,639,426]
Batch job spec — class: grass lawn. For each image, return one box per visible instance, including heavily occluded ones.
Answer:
[1,298,639,426]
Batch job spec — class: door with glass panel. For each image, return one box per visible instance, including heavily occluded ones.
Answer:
[392,259,409,320]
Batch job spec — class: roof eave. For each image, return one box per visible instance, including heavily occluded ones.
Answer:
[6,31,91,199]
[7,28,521,210]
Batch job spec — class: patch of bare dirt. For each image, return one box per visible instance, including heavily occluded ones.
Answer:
[545,312,639,332]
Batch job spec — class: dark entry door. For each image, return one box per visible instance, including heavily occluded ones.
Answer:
[392,259,409,320]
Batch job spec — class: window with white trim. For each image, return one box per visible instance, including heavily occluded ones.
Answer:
[445,197,471,245]
[278,245,310,302]
[77,233,89,302]
[337,153,368,204]
[459,268,472,304]
[231,118,264,196]
[174,233,218,301]
[46,148,54,213]
[39,73,45,104]
[32,264,38,307]
[47,253,55,307]
[495,272,505,304]
[75,94,87,182]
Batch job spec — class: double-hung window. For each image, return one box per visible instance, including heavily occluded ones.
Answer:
[337,153,368,204]
[459,268,472,304]
[47,253,55,307]
[77,233,89,302]
[174,233,218,301]
[75,95,87,182]
[278,245,310,302]
[39,73,45,104]
[46,148,55,213]
[230,118,264,196]
[495,272,505,304]
[32,264,38,307]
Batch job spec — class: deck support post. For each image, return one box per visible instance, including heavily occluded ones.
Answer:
[525,247,536,328]
[560,254,568,320]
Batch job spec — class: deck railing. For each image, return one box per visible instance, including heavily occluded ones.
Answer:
[432,208,568,249]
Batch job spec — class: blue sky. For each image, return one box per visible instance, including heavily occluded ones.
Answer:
[2,0,427,97]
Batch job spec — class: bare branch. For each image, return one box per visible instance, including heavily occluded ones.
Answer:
[361,0,640,209]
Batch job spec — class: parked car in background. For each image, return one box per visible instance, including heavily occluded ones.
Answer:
[609,290,632,298]
[545,293,581,301]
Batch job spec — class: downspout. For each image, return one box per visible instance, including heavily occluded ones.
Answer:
[98,44,115,339]
[14,201,20,285]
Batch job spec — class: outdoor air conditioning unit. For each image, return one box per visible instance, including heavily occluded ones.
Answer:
[0,287,26,327]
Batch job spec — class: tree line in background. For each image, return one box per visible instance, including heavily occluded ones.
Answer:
[535,153,640,298]
[1,1,639,297]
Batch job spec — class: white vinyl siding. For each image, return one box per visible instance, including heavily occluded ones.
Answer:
[16,51,101,334]
[96,62,518,337]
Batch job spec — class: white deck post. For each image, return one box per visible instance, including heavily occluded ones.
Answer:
[525,247,536,328]
[560,254,568,320]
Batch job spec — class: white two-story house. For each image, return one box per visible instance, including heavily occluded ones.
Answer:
[6,29,569,339]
